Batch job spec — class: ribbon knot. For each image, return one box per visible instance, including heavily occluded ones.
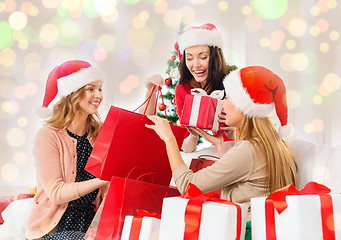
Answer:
[191,88,225,100]
[268,182,331,214]
[136,209,161,219]
[182,183,242,240]
[265,182,335,240]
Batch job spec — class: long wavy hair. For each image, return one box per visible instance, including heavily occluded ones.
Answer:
[178,46,237,94]
[236,117,297,195]
[45,86,102,139]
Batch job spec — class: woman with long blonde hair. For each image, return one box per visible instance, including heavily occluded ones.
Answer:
[25,60,108,240]
[146,66,297,239]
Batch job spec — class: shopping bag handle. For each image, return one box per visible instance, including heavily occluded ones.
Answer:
[197,155,220,160]
[127,166,155,183]
[133,85,168,120]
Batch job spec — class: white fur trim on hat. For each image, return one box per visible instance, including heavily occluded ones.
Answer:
[36,106,52,118]
[57,66,103,98]
[223,70,274,118]
[279,123,294,139]
[177,28,223,53]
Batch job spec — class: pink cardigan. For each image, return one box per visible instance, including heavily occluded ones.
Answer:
[25,126,106,240]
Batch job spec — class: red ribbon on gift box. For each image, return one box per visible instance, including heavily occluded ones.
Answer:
[182,183,242,240]
[128,209,161,240]
[265,182,335,240]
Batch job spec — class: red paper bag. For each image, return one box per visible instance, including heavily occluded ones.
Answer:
[189,155,219,173]
[189,155,221,196]
[85,105,187,185]
[91,176,180,240]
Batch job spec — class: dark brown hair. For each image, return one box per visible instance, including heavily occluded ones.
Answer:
[178,46,237,94]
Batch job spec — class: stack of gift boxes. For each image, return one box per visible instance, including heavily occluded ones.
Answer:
[119,182,341,240]
[84,90,341,239]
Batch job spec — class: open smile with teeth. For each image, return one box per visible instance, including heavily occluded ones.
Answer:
[193,70,206,77]
[90,101,100,107]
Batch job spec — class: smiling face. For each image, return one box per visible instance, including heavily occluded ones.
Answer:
[78,80,103,116]
[222,96,245,128]
[185,45,210,85]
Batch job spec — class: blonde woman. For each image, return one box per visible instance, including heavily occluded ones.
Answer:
[25,60,108,240]
[146,66,297,239]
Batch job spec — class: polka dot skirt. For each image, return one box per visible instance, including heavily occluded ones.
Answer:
[43,130,99,240]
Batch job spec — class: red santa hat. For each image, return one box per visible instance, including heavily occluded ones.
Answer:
[223,66,293,138]
[174,23,223,61]
[37,60,104,118]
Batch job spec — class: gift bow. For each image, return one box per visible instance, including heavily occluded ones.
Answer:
[128,209,161,240]
[265,182,335,240]
[182,183,242,240]
[191,88,225,100]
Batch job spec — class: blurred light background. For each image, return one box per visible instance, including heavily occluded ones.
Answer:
[0,0,340,195]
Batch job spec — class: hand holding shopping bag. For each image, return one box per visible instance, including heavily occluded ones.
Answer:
[85,86,187,186]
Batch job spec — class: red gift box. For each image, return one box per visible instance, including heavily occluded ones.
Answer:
[87,176,180,240]
[85,105,187,185]
[189,155,221,196]
[180,88,223,132]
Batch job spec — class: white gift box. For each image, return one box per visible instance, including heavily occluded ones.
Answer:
[159,196,248,240]
[251,194,341,240]
[121,215,160,240]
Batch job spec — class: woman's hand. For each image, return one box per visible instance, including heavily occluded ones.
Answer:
[188,127,224,146]
[189,127,227,157]
[145,115,175,142]
[145,74,163,92]
[218,112,235,140]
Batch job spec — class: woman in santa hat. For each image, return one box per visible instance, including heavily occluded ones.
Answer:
[141,23,237,153]
[146,66,297,239]
[25,60,109,240]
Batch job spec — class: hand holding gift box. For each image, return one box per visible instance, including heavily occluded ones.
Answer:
[121,209,161,240]
[180,88,224,132]
[251,182,341,240]
[159,183,248,240]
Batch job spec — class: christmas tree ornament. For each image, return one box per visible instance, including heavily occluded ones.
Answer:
[167,59,175,67]
[158,103,166,111]
[165,78,172,86]
[171,55,176,61]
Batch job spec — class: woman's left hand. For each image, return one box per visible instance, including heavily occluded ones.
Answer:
[188,127,224,146]
[145,115,175,142]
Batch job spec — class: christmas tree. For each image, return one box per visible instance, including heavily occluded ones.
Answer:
[155,23,184,125]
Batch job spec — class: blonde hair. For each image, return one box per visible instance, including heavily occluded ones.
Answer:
[45,86,102,139]
[237,117,297,195]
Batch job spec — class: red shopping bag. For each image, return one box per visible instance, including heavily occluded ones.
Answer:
[90,176,180,240]
[85,104,187,185]
[189,155,219,172]
[189,155,221,196]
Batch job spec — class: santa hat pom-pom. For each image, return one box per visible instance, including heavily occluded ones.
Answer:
[36,106,52,118]
[278,123,294,139]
